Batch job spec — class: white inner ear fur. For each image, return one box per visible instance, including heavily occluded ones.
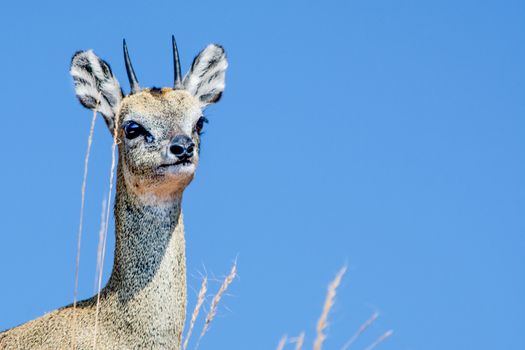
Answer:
[70,50,122,127]
[183,44,228,107]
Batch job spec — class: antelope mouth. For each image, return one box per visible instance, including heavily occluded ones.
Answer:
[159,159,193,167]
[157,160,195,174]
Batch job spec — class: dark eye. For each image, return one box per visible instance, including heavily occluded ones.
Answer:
[195,116,208,135]
[123,121,152,142]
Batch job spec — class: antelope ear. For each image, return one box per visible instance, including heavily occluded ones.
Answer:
[183,44,228,107]
[70,50,123,131]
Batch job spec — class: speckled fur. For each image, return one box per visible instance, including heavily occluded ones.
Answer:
[0,43,227,349]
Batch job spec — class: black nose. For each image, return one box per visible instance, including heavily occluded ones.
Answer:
[169,135,195,159]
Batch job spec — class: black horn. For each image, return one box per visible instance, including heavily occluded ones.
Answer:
[123,39,140,94]
[172,35,182,88]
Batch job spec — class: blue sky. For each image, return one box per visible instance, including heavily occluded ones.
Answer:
[0,0,523,349]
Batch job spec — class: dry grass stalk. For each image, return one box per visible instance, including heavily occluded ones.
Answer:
[72,95,99,350]
[294,332,305,350]
[276,335,288,350]
[363,330,393,350]
[196,262,237,347]
[340,311,379,350]
[93,114,120,350]
[182,276,208,350]
[313,266,347,350]
[93,199,107,293]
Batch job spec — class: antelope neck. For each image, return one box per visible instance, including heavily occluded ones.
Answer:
[106,166,186,297]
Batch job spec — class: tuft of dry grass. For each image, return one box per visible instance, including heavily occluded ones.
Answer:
[363,330,393,350]
[340,311,379,350]
[276,335,288,350]
[182,276,208,350]
[271,267,391,350]
[93,199,107,294]
[196,261,237,348]
[313,266,347,350]
[294,332,305,350]
[93,113,121,350]
[72,95,99,350]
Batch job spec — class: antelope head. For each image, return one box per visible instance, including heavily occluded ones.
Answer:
[70,36,228,201]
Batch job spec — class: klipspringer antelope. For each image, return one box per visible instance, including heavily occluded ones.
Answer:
[0,36,228,349]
